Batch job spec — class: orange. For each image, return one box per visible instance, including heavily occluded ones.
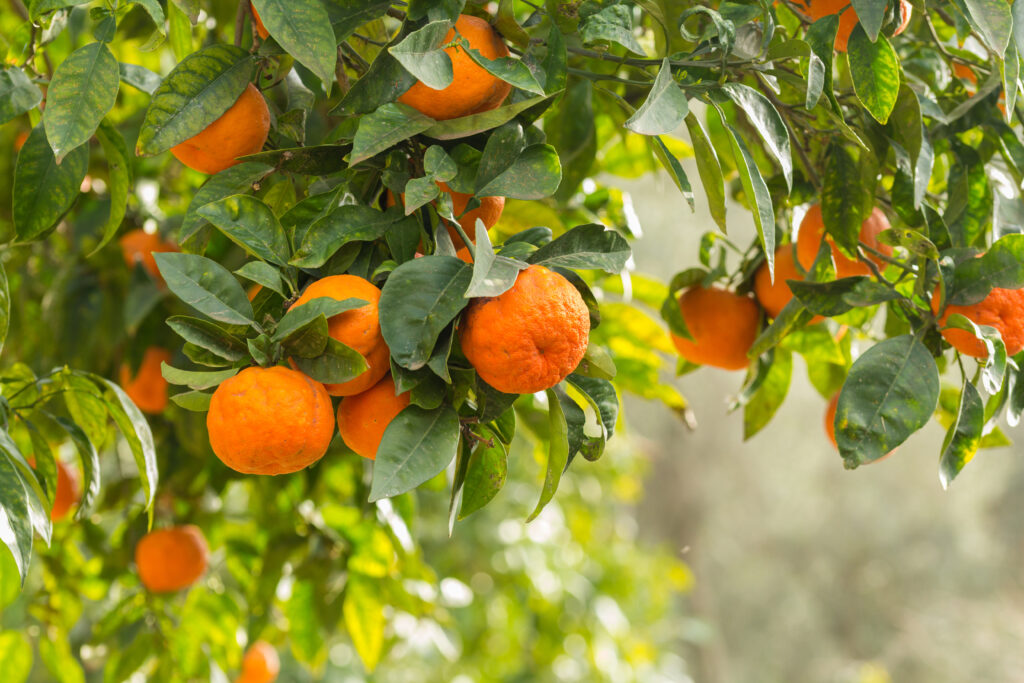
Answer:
[387,183,505,250]
[825,393,895,463]
[754,246,825,321]
[289,275,391,396]
[460,265,590,394]
[120,347,173,415]
[397,14,512,120]
[247,284,262,301]
[670,286,761,370]
[455,246,473,263]
[28,457,80,522]
[171,83,270,175]
[120,229,179,285]
[796,204,893,278]
[207,366,335,475]
[336,376,411,460]
[14,130,28,152]
[800,0,912,52]
[250,3,269,40]
[237,641,279,683]
[932,285,1024,358]
[135,525,209,593]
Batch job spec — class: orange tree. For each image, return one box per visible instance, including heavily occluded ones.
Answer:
[0,0,1022,679]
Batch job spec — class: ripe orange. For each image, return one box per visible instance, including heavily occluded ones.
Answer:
[932,285,1024,358]
[289,275,391,396]
[800,0,912,52]
[135,525,209,593]
[825,393,895,463]
[388,183,505,250]
[952,63,1007,116]
[455,246,473,263]
[336,376,411,460]
[171,83,270,175]
[796,204,893,278]
[120,347,173,415]
[460,265,590,394]
[120,229,179,285]
[397,14,512,120]
[250,3,269,40]
[237,640,279,683]
[753,246,813,320]
[28,457,80,522]
[671,286,761,370]
[207,366,335,475]
[14,130,28,152]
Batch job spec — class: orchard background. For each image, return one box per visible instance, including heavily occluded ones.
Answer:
[1,0,1023,681]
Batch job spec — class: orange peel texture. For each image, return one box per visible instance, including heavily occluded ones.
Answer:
[796,204,893,278]
[336,376,411,460]
[171,83,270,175]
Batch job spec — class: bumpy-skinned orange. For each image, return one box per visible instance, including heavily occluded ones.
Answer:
[460,265,590,394]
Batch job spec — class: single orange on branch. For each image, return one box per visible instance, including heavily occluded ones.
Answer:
[289,275,391,396]
[135,525,209,593]
[336,376,411,460]
[460,265,590,394]
[120,347,173,415]
[171,83,270,175]
[671,286,760,370]
[207,366,336,475]
[932,285,1024,358]
[397,14,512,121]
[237,640,280,683]
[796,204,893,279]
[120,229,179,286]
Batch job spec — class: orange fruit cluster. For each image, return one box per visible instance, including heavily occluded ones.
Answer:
[397,14,512,120]
[932,285,1024,358]
[135,525,209,593]
[461,265,591,394]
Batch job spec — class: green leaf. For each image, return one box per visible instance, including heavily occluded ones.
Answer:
[61,373,109,449]
[475,144,561,199]
[721,83,792,190]
[0,453,33,582]
[848,0,887,41]
[179,162,273,247]
[464,223,528,298]
[460,42,545,96]
[939,380,984,489]
[13,125,89,242]
[169,390,212,412]
[39,635,85,683]
[350,103,435,164]
[343,575,385,673]
[685,113,727,232]
[292,338,368,384]
[51,417,100,516]
[567,374,618,441]
[743,348,792,439]
[154,253,255,325]
[421,95,551,140]
[160,363,238,390]
[949,234,1024,305]
[252,0,338,89]
[847,27,900,124]
[458,433,508,519]
[91,120,133,255]
[527,389,570,521]
[197,195,291,266]
[579,3,646,55]
[239,144,351,175]
[717,109,775,272]
[389,20,454,90]
[290,206,395,268]
[652,136,694,210]
[820,143,866,256]
[287,579,326,668]
[167,1,193,60]
[527,224,630,272]
[835,335,939,467]
[0,631,32,683]
[42,42,120,162]
[29,0,91,19]
[166,316,247,361]
[137,44,253,156]
[0,263,9,357]
[333,47,417,117]
[235,262,286,298]
[624,58,688,136]
[274,297,368,341]
[379,256,473,370]
[0,68,43,125]
[369,404,460,501]
[91,376,159,509]
[958,0,1012,55]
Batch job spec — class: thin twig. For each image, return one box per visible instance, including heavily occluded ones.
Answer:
[234,0,248,47]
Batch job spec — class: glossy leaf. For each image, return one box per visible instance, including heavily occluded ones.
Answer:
[721,83,792,190]
[13,126,89,242]
[291,338,368,384]
[685,113,727,231]
[197,195,291,266]
[154,253,255,325]
[179,162,274,247]
[291,206,395,268]
[938,380,984,489]
[464,223,528,298]
[350,104,435,164]
[389,20,453,90]
[369,405,460,501]
[251,0,337,88]
[625,59,688,135]
[166,316,247,361]
[847,27,899,124]
[527,389,570,522]
[528,224,631,272]
[475,144,562,199]
[42,42,119,161]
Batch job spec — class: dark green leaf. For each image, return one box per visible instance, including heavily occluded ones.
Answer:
[369,404,460,501]
[848,0,887,41]
[251,0,337,88]
[91,121,133,255]
[179,162,274,247]
[91,376,159,508]
[958,0,1012,55]
[527,224,630,272]
[847,27,900,124]
[51,417,100,516]
[743,348,792,439]
[0,263,8,357]
[939,380,984,489]
[274,296,367,341]
[197,195,291,266]
[389,20,453,90]
[821,143,866,256]
[527,389,570,521]
[292,338,368,384]
[685,113,726,231]
[0,68,43,125]
[421,95,551,140]
[235,262,286,298]
[291,205,395,268]
[788,277,900,316]
[160,364,238,390]
[154,253,255,325]
[464,224,528,298]
[350,103,435,164]
[0,451,33,582]
[721,83,792,189]
[949,234,1024,304]
[13,125,89,242]
[42,42,119,161]
[458,433,507,519]
[167,316,247,361]
[475,143,561,199]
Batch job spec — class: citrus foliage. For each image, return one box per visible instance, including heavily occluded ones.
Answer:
[0,0,1022,679]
